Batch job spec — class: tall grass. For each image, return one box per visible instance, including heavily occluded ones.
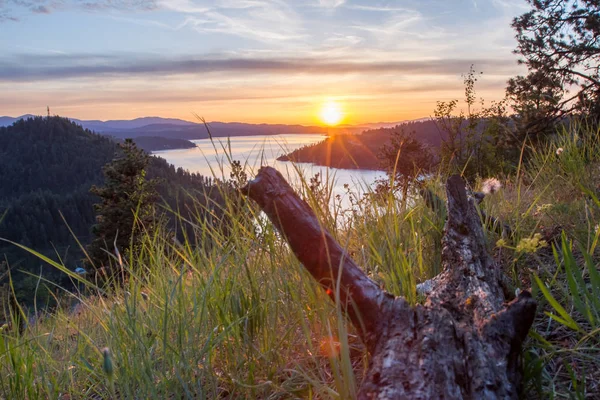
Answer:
[1,122,599,398]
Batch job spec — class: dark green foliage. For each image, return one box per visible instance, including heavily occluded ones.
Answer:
[146,155,227,250]
[509,0,600,134]
[0,116,118,303]
[87,139,231,279]
[0,116,219,303]
[87,139,158,274]
[0,116,118,198]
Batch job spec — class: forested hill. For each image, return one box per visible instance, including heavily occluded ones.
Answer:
[0,116,216,303]
[278,119,444,170]
[130,136,197,152]
[0,117,117,199]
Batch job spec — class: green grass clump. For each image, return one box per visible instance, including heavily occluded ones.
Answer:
[1,122,599,399]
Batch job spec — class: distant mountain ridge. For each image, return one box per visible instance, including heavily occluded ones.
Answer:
[0,114,37,127]
[75,117,197,132]
[0,115,426,140]
[0,115,196,131]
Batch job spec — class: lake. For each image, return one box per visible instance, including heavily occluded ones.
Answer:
[153,134,387,204]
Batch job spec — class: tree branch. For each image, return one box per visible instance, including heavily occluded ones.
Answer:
[552,67,600,87]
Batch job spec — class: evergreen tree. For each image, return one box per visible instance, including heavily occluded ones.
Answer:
[87,139,158,277]
[509,0,600,134]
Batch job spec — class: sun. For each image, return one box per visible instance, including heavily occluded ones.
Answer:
[319,101,344,126]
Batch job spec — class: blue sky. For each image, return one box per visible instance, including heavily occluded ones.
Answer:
[0,0,530,124]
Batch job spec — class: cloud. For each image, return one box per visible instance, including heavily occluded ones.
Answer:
[0,0,158,21]
[318,0,345,8]
[31,4,51,13]
[0,11,18,21]
[80,1,159,12]
[156,0,207,14]
[0,52,521,82]
[491,0,529,10]
[0,79,472,110]
[161,0,304,43]
[180,12,303,42]
[347,5,412,12]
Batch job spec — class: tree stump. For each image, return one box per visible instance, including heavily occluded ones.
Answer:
[242,167,536,399]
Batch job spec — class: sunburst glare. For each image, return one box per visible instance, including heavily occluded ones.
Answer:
[319,101,344,126]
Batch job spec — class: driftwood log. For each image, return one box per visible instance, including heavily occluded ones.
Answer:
[242,167,536,399]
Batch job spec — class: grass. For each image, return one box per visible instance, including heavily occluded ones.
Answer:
[1,122,599,399]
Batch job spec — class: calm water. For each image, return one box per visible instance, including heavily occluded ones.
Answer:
[153,134,386,202]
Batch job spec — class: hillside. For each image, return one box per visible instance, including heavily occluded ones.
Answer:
[130,136,197,152]
[1,122,598,398]
[0,117,217,304]
[278,119,444,170]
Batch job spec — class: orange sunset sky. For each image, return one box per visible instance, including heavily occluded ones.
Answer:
[0,0,529,125]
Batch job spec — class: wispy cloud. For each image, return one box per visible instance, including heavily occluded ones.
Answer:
[31,4,51,14]
[347,5,412,12]
[156,0,208,14]
[0,0,158,21]
[491,0,529,10]
[318,0,345,8]
[161,0,304,43]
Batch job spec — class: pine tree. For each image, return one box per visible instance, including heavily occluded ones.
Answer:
[509,0,600,134]
[87,139,158,278]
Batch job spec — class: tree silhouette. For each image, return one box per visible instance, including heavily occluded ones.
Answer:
[509,0,600,133]
[378,129,434,207]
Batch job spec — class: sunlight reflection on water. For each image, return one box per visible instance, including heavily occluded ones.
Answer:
[153,134,387,207]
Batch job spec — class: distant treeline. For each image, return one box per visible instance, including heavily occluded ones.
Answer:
[129,136,197,152]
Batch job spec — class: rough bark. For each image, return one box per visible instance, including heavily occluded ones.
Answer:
[419,187,512,236]
[243,167,536,399]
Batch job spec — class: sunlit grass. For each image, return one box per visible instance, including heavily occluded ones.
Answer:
[1,121,599,398]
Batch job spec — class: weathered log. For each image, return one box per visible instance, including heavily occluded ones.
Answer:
[419,186,513,236]
[243,167,536,399]
[417,187,515,299]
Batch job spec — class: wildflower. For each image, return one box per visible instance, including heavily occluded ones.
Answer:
[496,238,508,248]
[516,233,548,253]
[556,147,564,156]
[534,203,553,216]
[481,178,502,195]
